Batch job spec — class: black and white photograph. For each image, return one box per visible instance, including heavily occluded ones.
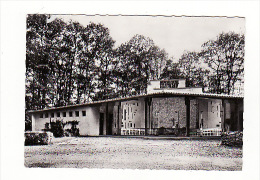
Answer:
[1,1,259,180]
[24,14,245,170]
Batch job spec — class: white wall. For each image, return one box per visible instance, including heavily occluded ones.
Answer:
[147,81,160,94]
[198,98,222,129]
[32,105,100,136]
[121,99,145,130]
[147,80,202,94]
[207,99,222,129]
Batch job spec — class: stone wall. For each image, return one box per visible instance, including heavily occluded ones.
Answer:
[190,99,198,130]
[152,97,186,128]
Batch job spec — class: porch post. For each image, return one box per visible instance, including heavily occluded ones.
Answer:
[31,113,36,131]
[145,98,148,136]
[105,102,109,135]
[235,99,240,131]
[117,102,121,135]
[221,99,226,132]
[148,97,152,135]
[185,96,190,137]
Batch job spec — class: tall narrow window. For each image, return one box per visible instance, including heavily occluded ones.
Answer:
[51,113,54,118]
[124,109,126,120]
[57,112,60,117]
[63,112,66,117]
[69,111,73,117]
[82,111,86,116]
[75,111,79,117]
[45,113,48,118]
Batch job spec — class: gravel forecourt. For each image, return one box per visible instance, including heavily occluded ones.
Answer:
[24,137,242,170]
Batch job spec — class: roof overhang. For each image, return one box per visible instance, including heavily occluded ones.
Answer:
[28,92,243,113]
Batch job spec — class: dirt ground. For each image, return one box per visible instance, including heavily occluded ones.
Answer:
[24,137,242,170]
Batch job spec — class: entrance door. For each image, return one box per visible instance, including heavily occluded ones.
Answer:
[107,113,113,135]
[99,113,104,135]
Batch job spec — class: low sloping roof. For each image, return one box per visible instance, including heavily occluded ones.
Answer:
[28,91,243,113]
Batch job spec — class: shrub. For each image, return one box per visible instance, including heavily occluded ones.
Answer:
[24,131,53,146]
[64,120,79,137]
[50,120,64,137]
[222,131,243,147]
[158,127,165,135]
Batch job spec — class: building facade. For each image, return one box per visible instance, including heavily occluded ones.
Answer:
[29,79,243,137]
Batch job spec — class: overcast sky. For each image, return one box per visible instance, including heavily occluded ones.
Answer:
[49,15,245,61]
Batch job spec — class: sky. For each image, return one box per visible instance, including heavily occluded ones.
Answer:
[49,15,245,61]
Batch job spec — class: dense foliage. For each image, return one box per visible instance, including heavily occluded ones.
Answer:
[25,15,244,130]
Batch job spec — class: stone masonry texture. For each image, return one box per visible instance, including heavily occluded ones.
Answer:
[152,97,198,130]
[152,97,186,128]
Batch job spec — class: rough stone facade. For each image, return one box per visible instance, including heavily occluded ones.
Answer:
[190,99,198,130]
[152,97,187,129]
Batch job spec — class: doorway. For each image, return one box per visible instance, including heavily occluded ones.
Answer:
[107,113,113,135]
[99,113,104,135]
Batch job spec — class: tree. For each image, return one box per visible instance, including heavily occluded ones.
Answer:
[177,51,207,88]
[160,59,181,80]
[26,14,50,110]
[116,34,168,96]
[201,32,244,95]
[84,23,115,101]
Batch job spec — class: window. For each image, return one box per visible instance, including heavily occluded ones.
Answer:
[57,112,60,117]
[75,111,79,117]
[115,123,116,128]
[121,122,124,127]
[130,123,132,127]
[124,109,126,120]
[40,114,43,118]
[51,113,54,118]
[134,123,135,128]
[63,112,66,117]
[45,113,48,118]
[69,111,73,117]
[160,80,179,88]
[82,111,86,116]
[137,103,138,106]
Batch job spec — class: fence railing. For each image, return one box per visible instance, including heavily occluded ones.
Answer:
[190,128,222,137]
[121,128,222,136]
[120,128,179,136]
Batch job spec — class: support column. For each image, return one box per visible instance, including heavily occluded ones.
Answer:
[105,102,109,135]
[185,97,190,137]
[117,102,121,135]
[221,99,226,132]
[145,98,148,136]
[235,99,240,131]
[148,98,152,135]
[31,113,36,131]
